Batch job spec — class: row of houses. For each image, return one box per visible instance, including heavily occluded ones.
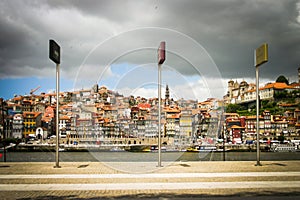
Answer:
[0,85,220,147]
[2,80,300,146]
[223,110,300,144]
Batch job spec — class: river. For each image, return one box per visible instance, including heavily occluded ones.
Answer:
[1,151,299,162]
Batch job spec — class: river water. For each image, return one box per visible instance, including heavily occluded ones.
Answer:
[2,151,300,162]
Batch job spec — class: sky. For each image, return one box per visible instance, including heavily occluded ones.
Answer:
[1,0,300,101]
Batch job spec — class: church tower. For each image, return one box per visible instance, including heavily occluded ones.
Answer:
[228,80,234,98]
[165,84,170,106]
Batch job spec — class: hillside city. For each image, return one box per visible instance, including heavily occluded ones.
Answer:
[1,68,300,151]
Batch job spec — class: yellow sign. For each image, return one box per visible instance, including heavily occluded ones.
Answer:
[255,43,268,67]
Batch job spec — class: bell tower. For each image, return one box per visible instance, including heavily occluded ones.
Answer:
[165,84,170,106]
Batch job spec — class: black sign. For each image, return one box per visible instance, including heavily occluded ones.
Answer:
[49,40,60,64]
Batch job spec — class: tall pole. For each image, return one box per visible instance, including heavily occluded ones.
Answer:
[158,63,162,167]
[1,98,6,162]
[255,66,261,166]
[254,43,268,166]
[157,41,165,167]
[223,129,225,161]
[55,63,60,168]
[49,39,61,168]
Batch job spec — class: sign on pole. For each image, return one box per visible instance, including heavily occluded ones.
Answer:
[157,41,166,167]
[255,43,268,67]
[158,41,166,64]
[49,40,61,64]
[49,39,61,168]
[254,43,268,166]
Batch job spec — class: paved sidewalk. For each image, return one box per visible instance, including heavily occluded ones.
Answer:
[0,161,300,199]
[1,160,300,174]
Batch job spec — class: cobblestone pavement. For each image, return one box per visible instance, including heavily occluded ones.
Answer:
[0,161,300,199]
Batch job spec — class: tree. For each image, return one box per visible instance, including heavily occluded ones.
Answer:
[225,104,245,113]
[276,75,289,85]
[274,90,288,100]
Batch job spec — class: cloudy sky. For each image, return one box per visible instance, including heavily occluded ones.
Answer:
[0,0,299,101]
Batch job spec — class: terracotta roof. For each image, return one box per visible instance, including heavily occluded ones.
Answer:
[279,103,296,107]
[103,105,117,110]
[166,114,180,119]
[246,115,263,119]
[261,82,291,90]
[231,125,245,129]
[60,115,70,120]
[289,82,300,88]
[45,93,56,96]
[223,113,239,117]
[23,111,42,118]
[245,89,256,93]
[191,109,199,115]
[137,103,151,109]
[13,96,23,101]
[164,106,180,113]
[198,101,212,105]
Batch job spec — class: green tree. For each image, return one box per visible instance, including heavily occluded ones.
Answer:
[274,90,288,100]
[225,104,245,113]
[276,75,289,85]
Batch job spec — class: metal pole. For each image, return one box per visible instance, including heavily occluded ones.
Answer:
[1,99,6,162]
[158,64,162,167]
[223,130,225,161]
[255,66,261,166]
[54,63,60,168]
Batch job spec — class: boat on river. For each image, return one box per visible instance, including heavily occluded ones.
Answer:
[124,145,151,152]
[186,145,217,152]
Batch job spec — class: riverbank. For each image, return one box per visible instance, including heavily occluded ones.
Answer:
[6,143,288,153]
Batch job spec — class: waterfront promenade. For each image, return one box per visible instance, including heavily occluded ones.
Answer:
[0,161,300,199]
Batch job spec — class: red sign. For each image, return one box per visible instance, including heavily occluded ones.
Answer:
[158,41,166,64]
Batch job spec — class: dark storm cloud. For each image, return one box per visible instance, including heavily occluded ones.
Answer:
[48,0,163,22]
[0,0,52,77]
[0,0,299,82]
[153,0,300,80]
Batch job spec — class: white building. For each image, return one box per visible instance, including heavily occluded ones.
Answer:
[12,114,23,139]
[225,80,297,104]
